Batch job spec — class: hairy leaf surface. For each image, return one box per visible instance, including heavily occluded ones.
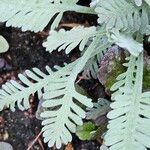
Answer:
[40,32,105,148]
[86,98,110,123]
[40,61,93,148]
[109,30,143,57]
[0,66,54,111]
[0,30,106,148]
[95,0,149,33]
[134,0,150,6]
[83,34,111,79]
[105,53,150,150]
[0,0,95,32]
[43,26,96,54]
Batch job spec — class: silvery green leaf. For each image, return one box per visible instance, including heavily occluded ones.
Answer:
[90,0,100,7]
[105,53,150,150]
[145,0,150,5]
[134,0,143,6]
[134,0,150,5]
[110,31,143,57]
[95,0,141,32]
[0,0,95,32]
[100,144,109,150]
[86,98,110,126]
[43,26,96,54]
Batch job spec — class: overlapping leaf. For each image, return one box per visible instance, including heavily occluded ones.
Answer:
[109,30,143,57]
[41,72,93,148]
[95,0,143,32]
[43,26,96,54]
[0,0,149,149]
[86,98,110,126]
[83,34,111,79]
[0,60,78,112]
[0,27,108,148]
[0,0,95,32]
[134,0,150,6]
[0,58,92,148]
[140,5,150,35]
[105,53,150,150]
[0,66,55,111]
[40,34,104,148]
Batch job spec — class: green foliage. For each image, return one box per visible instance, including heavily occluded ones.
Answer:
[0,0,95,32]
[76,122,96,140]
[95,0,150,34]
[0,0,149,149]
[40,61,94,148]
[83,33,111,79]
[145,0,150,5]
[109,30,143,57]
[134,0,150,6]
[95,0,140,31]
[43,26,96,54]
[0,29,106,148]
[86,98,110,125]
[105,53,150,150]
[0,66,55,111]
[0,36,9,53]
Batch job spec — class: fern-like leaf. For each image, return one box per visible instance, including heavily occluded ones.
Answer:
[134,0,150,6]
[43,26,96,54]
[40,33,106,148]
[0,66,54,111]
[140,5,150,35]
[145,0,150,5]
[0,0,95,32]
[0,28,106,148]
[86,98,110,121]
[95,0,142,32]
[105,53,150,150]
[83,34,111,79]
[134,0,143,6]
[40,63,93,148]
[109,30,143,57]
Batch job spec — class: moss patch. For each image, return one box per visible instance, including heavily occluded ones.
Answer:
[105,61,125,90]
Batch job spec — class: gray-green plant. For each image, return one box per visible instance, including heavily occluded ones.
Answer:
[0,0,149,149]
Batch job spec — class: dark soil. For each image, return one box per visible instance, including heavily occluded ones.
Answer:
[0,1,104,150]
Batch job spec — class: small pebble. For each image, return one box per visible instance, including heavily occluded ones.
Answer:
[0,142,13,150]
[0,58,5,68]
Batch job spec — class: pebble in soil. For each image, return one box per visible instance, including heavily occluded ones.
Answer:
[0,142,13,150]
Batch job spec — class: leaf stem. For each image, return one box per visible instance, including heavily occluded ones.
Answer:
[68,30,105,88]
